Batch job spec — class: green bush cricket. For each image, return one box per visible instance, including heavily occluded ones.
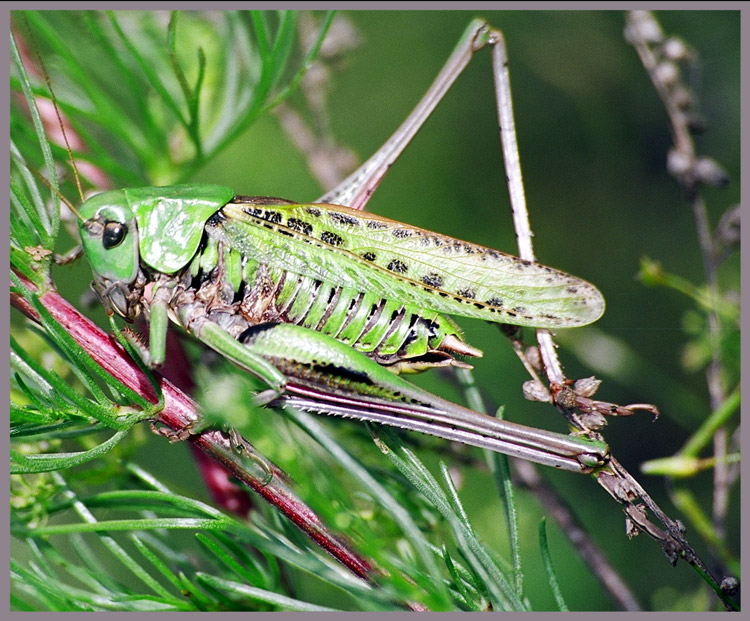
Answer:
[13,12,606,472]
[67,18,609,473]
[12,12,741,610]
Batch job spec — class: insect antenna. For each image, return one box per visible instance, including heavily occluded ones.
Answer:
[21,14,86,206]
[27,165,82,221]
[22,166,86,265]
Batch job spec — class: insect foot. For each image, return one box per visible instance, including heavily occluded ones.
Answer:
[551,382,660,432]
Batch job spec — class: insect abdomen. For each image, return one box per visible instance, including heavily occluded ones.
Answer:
[260,258,474,369]
[194,222,478,372]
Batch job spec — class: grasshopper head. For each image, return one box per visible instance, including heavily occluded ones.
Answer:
[78,190,141,319]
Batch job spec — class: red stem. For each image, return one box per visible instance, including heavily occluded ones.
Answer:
[11,278,377,582]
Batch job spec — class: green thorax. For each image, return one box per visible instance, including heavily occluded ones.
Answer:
[79,184,234,278]
[189,199,477,371]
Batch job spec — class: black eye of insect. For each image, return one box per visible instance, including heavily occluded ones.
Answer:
[102,221,127,249]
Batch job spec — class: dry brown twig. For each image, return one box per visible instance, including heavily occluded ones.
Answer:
[490,12,737,610]
[623,10,739,600]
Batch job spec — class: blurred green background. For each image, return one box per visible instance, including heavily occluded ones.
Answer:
[16,10,739,611]
[196,11,741,609]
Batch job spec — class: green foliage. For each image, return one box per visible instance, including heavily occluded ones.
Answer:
[12,11,333,189]
[10,10,554,612]
[9,9,740,612]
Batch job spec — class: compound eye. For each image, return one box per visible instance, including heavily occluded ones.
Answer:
[102,221,127,249]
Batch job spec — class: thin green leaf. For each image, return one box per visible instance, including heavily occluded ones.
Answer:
[105,11,188,131]
[11,335,116,423]
[249,10,271,58]
[11,560,87,611]
[65,533,128,595]
[49,473,200,600]
[262,11,336,114]
[129,535,185,599]
[11,428,132,474]
[198,573,337,611]
[376,429,525,611]
[265,11,297,92]
[11,374,48,411]
[82,11,160,158]
[439,462,474,535]
[442,547,480,610]
[538,518,568,611]
[196,534,266,587]
[22,11,147,182]
[27,295,155,419]
[167,11,205,159]
[285,408,451,605]
[10,180,44,251]
[10,151,50,245]
[9,136,48,229]
[11,25,59,243]
[488,445,523,597]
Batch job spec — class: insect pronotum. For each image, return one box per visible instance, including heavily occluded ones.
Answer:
[55,17,610,473]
